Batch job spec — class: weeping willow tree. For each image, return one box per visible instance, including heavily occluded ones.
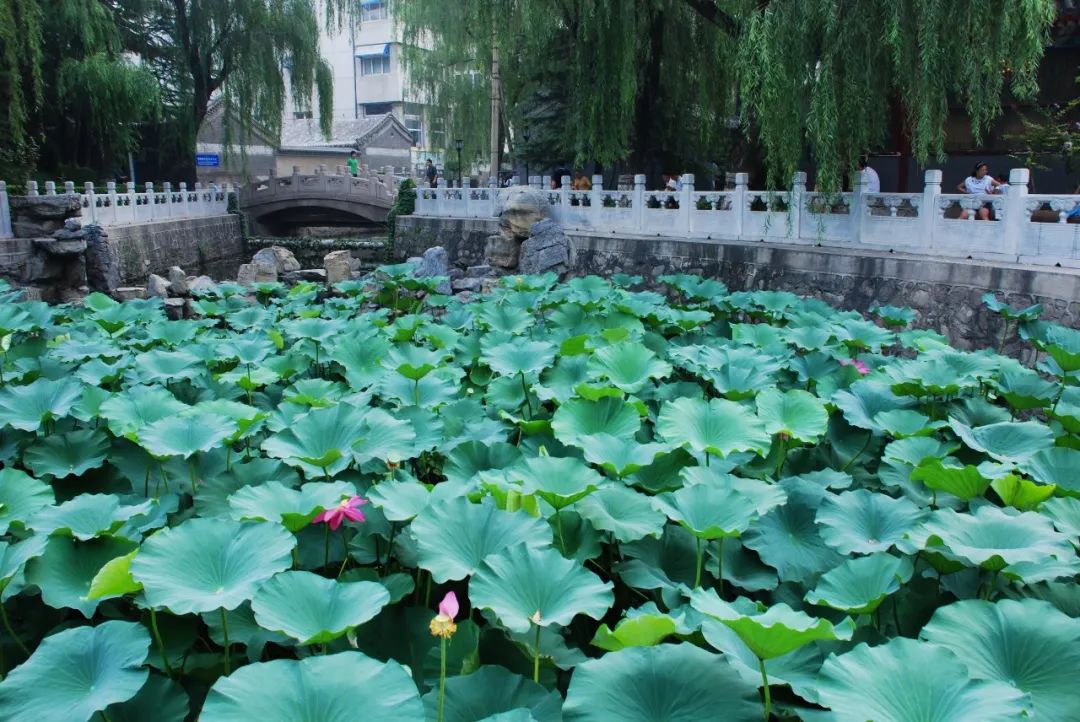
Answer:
[396,0,1056,189]
[0,0,45,181]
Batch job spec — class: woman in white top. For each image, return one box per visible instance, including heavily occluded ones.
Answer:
[957,162,1002,220]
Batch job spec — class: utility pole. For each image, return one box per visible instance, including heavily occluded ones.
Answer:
[489,17,501,181]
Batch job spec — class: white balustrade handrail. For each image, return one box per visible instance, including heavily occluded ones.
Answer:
[413,168,1080,269]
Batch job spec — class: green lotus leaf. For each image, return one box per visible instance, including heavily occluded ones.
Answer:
[384,344,448,380]
[281,378,347,408]
[920,505,1073,571]
[590,613,678,651]
[831,379,912,431]
[31,493,152,540]
[22,428,109,478]
[817,637,1031,722]
[815,489,927,555]
[834,317,895,351]
[1049,386,1080,434]
[920,598,1080,721]
[653,475,786,539]
[227,481,356,531]
[0,376,83,431]
[551,396,641,447]
[132,348,203,383]
[379,365,463,407]
[281,316,345,344]
[1017,447,1080,493]
[743,482,843,585]
[536,356,591,404]
[0,621,150,722]
[659,273,728,299]
[691,590,853,659]
[870,304,917,327]
[478,304,533,334]
[262,403,367,477]
[697,346,781,400]
[982,293,1043,321]
[139,412,237,459]
[949,419,1054,464]
[990,474,1056,511]
[755,388,828,442]
[563,644,760,722]
[805,552,913,614]
[574,485,667,543]
[443,441,522,485]
[130,517,295,614]
[411,497,552,583]
[328,335,391,389]
[26,536,138,617]
[251,571,390,645]
[200,652,424,721]
[511,456,607,509]
[351,407,417,464]
[992,369,1059,410]
[0,535,48,601]
[586,342,672,393]
[872,408,944,437]
[482,340,558,378]
[87,549,142,600]
[656,397,770,458]
[910,459,991,501]
[1041,496,1080,538]
[0,467,54,534]
[99,386,188,438]
[105,675,189,722]
[469,542,613,633]
[578,433,667,477]
[365,478,432,522]
[421,665,562,722]
[883,436,958,467]
[1039,323,1080,372]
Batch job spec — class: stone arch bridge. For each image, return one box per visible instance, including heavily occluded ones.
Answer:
[239,170,398,236]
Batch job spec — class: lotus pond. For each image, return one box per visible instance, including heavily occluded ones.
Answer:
[0,267,1077,721]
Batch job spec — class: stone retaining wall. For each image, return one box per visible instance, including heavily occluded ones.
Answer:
[106,215,246,285]
[395,215,1080,351]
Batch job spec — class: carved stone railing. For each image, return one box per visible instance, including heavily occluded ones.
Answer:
[240,166,398,209]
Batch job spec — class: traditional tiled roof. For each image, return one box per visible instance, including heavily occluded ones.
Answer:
[278,114,411,151]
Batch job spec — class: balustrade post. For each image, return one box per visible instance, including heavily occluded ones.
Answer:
[64,181,75,195]
[26,181,39,197]
[921,170,942,252]
[45,181,56,196]
[105,182,118,225]
[144,182,155,221]
[0,182,11,238]
[162,182,173,218]
[680,174,695,234]
[437,177,448,216]
[82,182,95,225]
[633,174,646,231]
[125,182,137,225]
[292,166,301,193]
[560,175,572,226]
[850,170,866,245]
[590,174,604,229]
[1002,168,1029,262]
[179,182,190,217]
[791,172,806,240]
[732,173,748,239]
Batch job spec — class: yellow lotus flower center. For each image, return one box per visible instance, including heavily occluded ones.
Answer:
[429,614,457,638]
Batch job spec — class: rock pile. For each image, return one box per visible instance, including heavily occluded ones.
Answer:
[480,185,570,279]
[141,265,219,319]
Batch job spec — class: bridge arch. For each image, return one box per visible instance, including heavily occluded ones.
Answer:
[239,171,397,236]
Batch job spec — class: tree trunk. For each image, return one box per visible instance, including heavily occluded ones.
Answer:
[631,6,664,186]
[489,18,502,180]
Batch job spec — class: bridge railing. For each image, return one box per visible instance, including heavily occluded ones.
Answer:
[414,169,1080,268]
[0,180,233,234]
[240,166,398,207]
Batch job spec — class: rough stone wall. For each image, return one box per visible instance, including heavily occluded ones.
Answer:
[105,215,246,285]
[395,215,1080,351]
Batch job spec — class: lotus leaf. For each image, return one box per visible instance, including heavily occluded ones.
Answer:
[0,467,54,534]
[0,376,83,431]
[920,505,1073,571]
[251,571,390,645]
[815,489,927,555]
[421,665,562,722]
[805,552,913,614]
[574,485,666,543]
[656,397,770,458]
[756,388,828,442]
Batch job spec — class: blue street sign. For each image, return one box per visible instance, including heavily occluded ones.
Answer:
[196,153,220,167]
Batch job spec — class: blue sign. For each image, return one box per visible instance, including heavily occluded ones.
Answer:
[196,153,220,167]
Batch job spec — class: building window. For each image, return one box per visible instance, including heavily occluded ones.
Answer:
[361,1,388,22]
[362,102,395,116]
[359,54,390,76]
[405,114,423,146]
[293,110,313,119]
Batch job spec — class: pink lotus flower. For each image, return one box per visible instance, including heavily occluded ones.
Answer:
[312,496,368,530]
[430,591,460,638]
[839,358,870,376]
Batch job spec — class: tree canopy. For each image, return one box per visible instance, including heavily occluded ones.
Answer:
[396,0,1057,189]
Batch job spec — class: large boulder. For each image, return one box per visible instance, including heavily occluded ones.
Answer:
[414,246,450,294]
[485,234,519,269]
[146,273,169,299]
[167,266,188,295]
[252,246,301,274]
[188,276,217,295]
[324,250,354,285]
[9,194,82,220]
[496,186,549,240]
[519,219,570,277]
[84,225,120,294]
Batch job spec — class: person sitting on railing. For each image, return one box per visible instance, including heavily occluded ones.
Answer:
[347,151,359,178]
[858,155,880,193]
[957,162,1002,220]
[572,170,592,191]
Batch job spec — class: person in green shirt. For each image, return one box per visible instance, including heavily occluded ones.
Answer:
[346,150,359,177]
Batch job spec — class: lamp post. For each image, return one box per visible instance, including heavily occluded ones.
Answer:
[454,138,463,188]
[522,126,531,186]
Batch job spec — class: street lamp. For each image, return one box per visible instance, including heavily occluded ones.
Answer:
[454,138,463,188]
[522,126,531,185]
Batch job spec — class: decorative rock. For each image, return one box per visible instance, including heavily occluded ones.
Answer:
[451,277,483,293]
[324,250,354,285]
[13,220,63,238]
[84,225,119,293]
[164,297,186,320]
[51,218,84,241]
[519,218,570,277]
[146,273,169,299]
[252,261,278,283]
[466,264,493,278]
[283,269,328,284]
[448,267,465,281]
[188,276,217,295]
[485,234,520,269]
[252,246,301,274]
[167,266,189,295]
[414,246,450,294]
[114,287,147,301]
[480,278,500,295]
[406,256,423,265]
[236,263,257,286]
[495,186,549,239]
[33,238,87,256]
[8,194,82,220]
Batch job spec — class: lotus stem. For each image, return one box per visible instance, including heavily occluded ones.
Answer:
[555,510,566,555]
[437,636,448,722]
[0,603,28,656]
[694,537,703,588]
[758,657,771,722]
[841,431,872,472]
[520,372,533,418]
[99,712,113,722]
[533,623,541,683]
[716,538,725,597]
[292,547,300,569]
[383,522,397,569]
[220,607,231,675]
[998,320,1012,355]
[413,379,421,406]
[775,441,787,478]
[337,529,350,578]
[149,608,172,677]
[187,460,198,495]
[323,524,331,569]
